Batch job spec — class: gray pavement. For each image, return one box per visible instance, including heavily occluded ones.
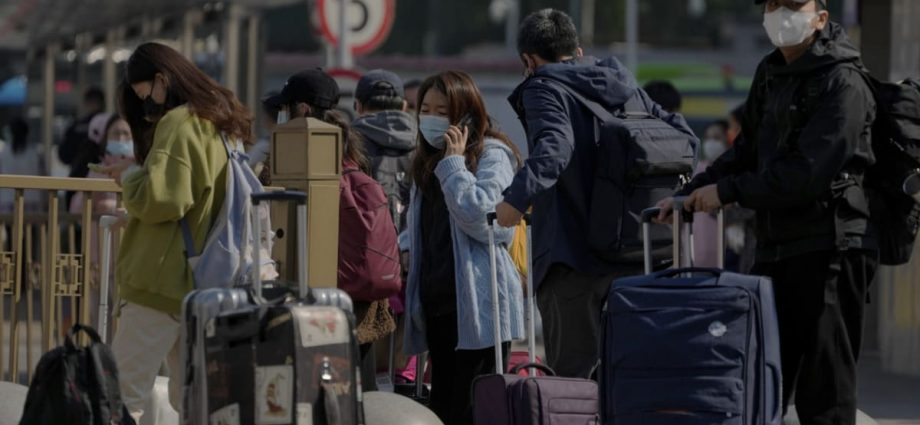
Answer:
[856,352,920,425]
[0,326,916,424]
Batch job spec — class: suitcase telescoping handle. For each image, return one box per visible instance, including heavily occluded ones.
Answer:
[640,196,725,275]
[98,215,120,344]
[251,191,308,300]
[486,212,538,376]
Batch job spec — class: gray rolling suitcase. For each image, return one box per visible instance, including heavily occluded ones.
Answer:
[181,191,356,425]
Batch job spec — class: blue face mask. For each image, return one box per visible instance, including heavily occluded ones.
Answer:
[419,115,451,149]
[106,140,135,158]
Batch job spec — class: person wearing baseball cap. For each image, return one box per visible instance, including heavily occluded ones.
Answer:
[351,69,417,230]
[278,68,341,121]
[659,1,878,424]
[350,69,418,386]
[255,69,341,186]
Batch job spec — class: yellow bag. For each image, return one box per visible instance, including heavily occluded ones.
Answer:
[508,220,528,279]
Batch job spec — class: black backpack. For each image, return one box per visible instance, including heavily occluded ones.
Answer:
[370,149,412,232]
[795,67,920,265]
[20,324,135,425]
[547,80,697,265]
[861,74,920,265]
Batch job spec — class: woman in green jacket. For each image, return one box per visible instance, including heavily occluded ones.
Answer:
[100,42,252,422]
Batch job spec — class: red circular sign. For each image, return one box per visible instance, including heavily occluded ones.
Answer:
[316,0,396,56]
[325,68,364,81]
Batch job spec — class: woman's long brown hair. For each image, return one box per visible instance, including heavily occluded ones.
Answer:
[411,71,522,193]
[119,42,252,162]
[323,110,370,174]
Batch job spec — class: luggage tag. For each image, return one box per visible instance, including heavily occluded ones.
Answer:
[292,307,350,348]
[255,365,294,425]
[209,403,240,425]
[296,403,313,425]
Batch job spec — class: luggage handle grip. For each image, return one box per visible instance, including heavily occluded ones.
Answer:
[639,205,694,225]
[486,212,531,226]
[251,191,307,205]
[64,324,103,350]
[654,267,723,279]
[509,362,556,377]
[640,207,661,224]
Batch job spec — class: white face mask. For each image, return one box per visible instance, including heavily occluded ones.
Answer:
[106,140,135,158]
[419,115,451,149]
[763,7,818,48]
[276,109,290,125]
[702,139,727,161]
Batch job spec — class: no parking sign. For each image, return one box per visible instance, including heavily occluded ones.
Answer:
[315,0,396,56]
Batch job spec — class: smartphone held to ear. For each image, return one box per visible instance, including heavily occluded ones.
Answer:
[457,115,473,129]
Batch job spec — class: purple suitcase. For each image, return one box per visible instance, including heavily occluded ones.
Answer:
[472,213,600,425]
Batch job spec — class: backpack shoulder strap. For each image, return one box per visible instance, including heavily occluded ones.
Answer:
[794,62,870,122]
[180,214,196,258]
[180,133,238,259]
[537,77,621,123]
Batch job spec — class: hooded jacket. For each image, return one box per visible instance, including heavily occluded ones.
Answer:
[353,110,417,231]
[404,140,525,353]
[679,22,877,261]
[117,106,227,314]
[505,56,697,287]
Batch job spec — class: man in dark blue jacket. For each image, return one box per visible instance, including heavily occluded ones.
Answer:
[495,8,697,378]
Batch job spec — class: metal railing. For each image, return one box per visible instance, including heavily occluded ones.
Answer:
[0,175,121,384]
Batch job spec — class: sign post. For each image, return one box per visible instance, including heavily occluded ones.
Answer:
[316,0,396,69]
[337,0,352,69]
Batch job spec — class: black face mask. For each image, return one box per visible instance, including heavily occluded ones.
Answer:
[143,78,167,121]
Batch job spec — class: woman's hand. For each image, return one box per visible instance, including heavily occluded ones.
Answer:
[113,208,130,229]
[98,158,136,187]
[444,125,469,157]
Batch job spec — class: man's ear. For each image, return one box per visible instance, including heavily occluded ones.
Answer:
[298,103,311,118]
[521,54,534,71]
[575,47,584,58]
[401,100,408,112]
[815,10,830,31]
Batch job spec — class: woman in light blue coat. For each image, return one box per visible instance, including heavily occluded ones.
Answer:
[404,71,525,424]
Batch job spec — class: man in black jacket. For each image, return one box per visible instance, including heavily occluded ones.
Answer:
[658,1,877,423]
[495,9,696,379]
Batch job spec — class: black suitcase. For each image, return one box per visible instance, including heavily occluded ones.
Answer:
[188,191,362,425]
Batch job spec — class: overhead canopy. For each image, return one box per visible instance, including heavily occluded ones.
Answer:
[0,0,301,49]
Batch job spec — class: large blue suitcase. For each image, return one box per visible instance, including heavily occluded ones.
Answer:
[599,202,782,425]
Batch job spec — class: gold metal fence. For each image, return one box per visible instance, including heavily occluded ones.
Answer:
[0,175,121,384]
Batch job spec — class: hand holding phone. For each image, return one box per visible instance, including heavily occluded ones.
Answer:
[444,117,471,157]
